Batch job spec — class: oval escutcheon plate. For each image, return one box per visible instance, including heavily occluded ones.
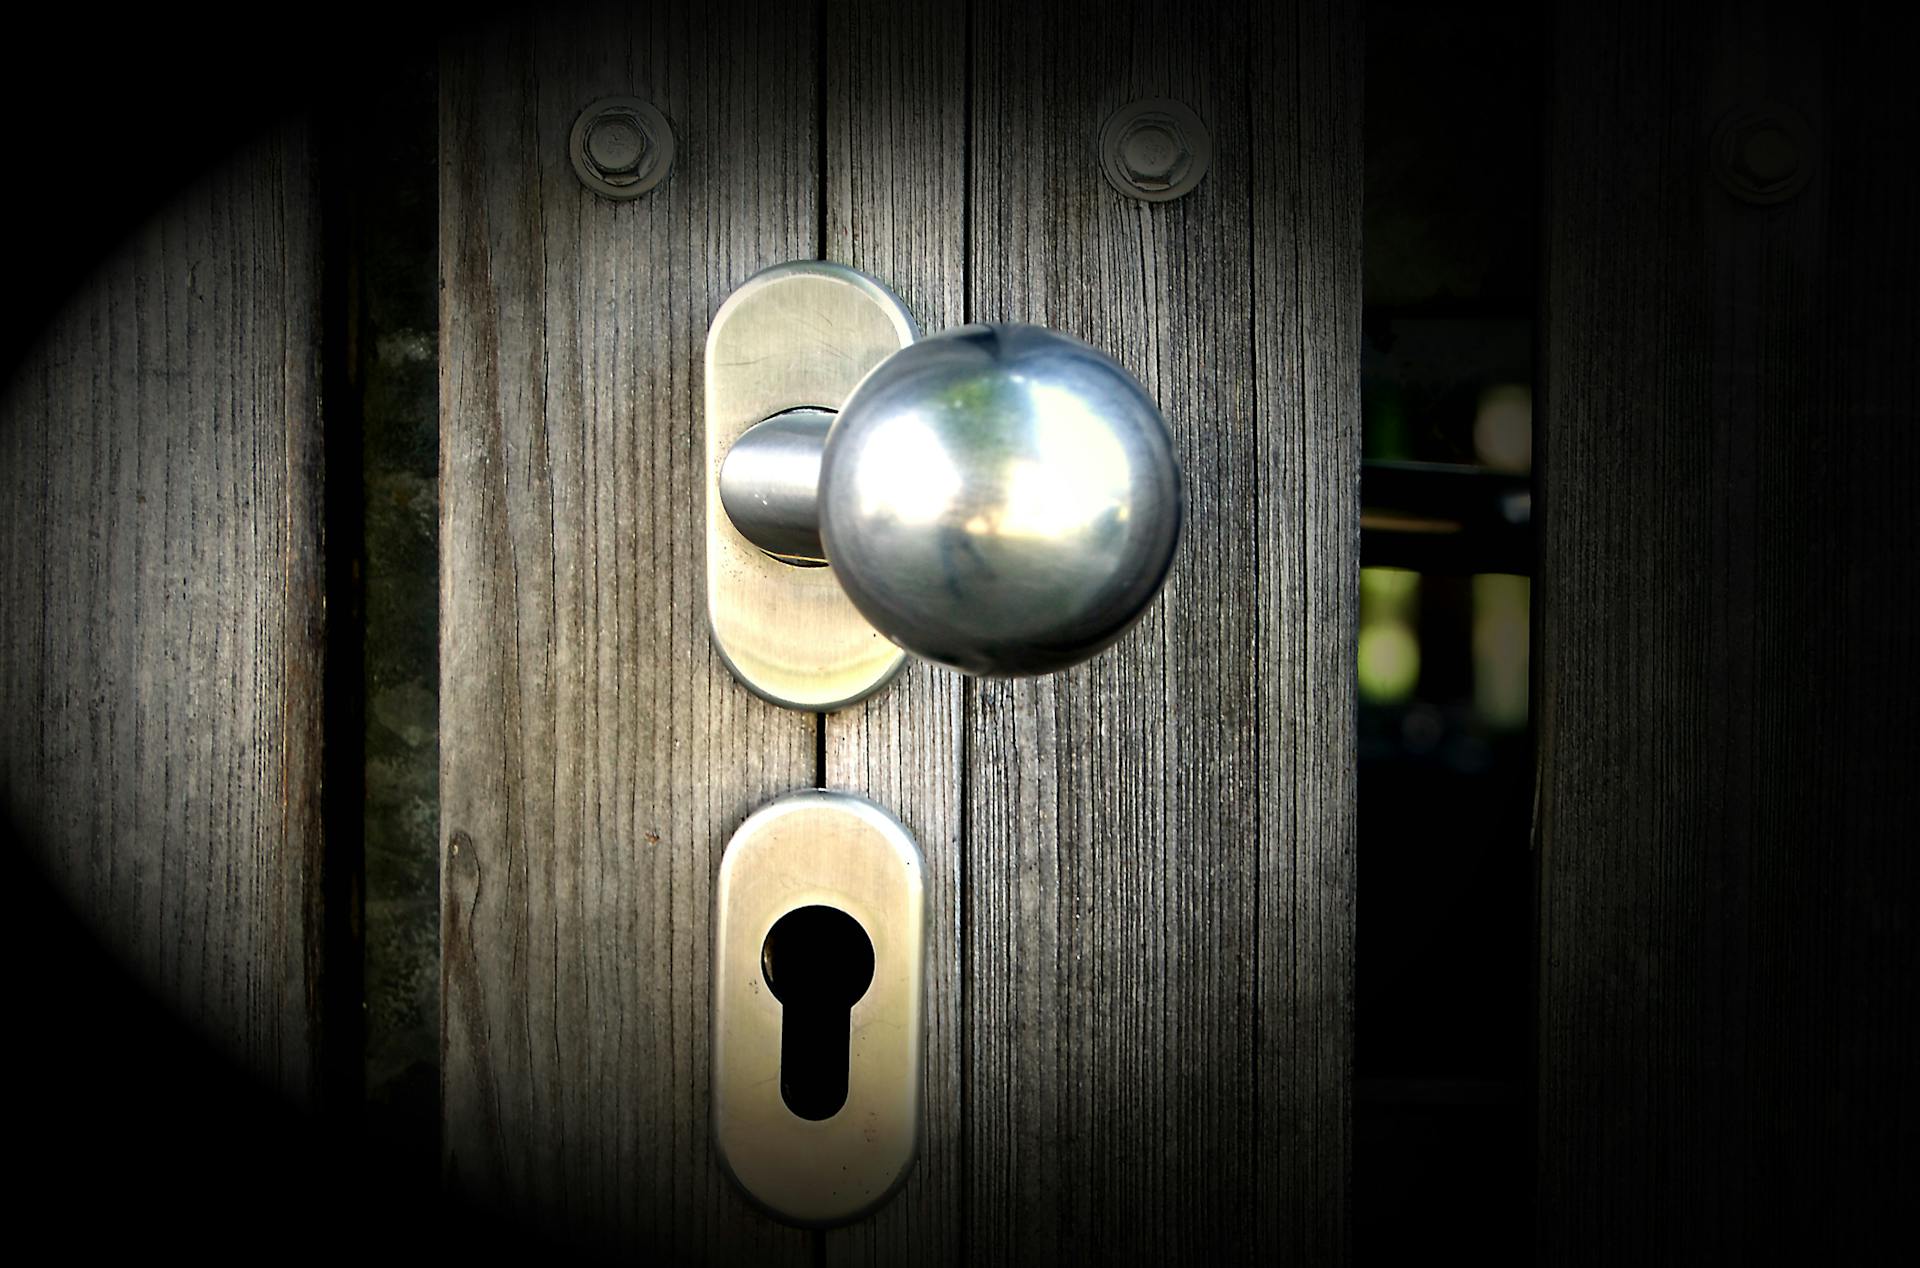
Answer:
[712,789,926,1227]
[705,262,916,710]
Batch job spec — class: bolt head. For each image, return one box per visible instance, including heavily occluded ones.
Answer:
[585,113,648,175]
[1736,126,1798,184]
[1118,119,1190,185]
[1712,105,1812,205]
[569,96,675,201]
[1100,98,1212,203]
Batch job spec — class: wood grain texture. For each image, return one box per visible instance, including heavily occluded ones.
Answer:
[0,124,327,1102]
[1538,1,1919,1260]
[820,1,967,1264]
[436,2,817,1258]
[965,0,1359,1261]
[440,0,1358,1257]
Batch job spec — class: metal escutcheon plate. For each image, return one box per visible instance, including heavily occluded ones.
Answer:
[706,262,917,710]
[712,790,926,1226]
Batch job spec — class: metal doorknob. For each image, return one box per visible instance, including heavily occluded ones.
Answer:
[719,324,1183,676]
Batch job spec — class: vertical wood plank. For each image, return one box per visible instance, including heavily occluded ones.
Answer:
[0,124,328,1102]
[1538,1,1919,1260]
[1254,1,1363,1258]
[966,0,1359,1260]
[437,1,817,1257]
[820,2,968,1263]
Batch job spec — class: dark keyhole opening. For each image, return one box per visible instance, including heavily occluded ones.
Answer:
[761,904,876,1121]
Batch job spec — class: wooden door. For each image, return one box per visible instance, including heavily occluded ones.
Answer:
[437,0,1359,1260]
[1536,0,1918,1259]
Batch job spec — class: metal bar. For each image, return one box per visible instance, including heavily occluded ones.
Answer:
[1361,459,1531,574]
[717,407,834,564]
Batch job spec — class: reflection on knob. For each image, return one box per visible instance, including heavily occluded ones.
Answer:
[817,325,1182,676]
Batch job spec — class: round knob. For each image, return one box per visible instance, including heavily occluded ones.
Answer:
[817,324,1182,676]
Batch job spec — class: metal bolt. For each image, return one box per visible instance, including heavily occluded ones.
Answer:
[570,97,675,200]
[1711,105,1812,205]
[1738,127,1798,184]
[1101,98,1212,203]
[585,115,648,175]
[1118,120,1189,187]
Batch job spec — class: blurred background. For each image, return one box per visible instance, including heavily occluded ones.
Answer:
[1354,3,1537,1261]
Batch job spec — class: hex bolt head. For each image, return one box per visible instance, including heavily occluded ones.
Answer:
[1119,121,1189,185]
[1101,98,1211,203]
[570,97,675,200]
[1711,105,1813,205]
[1739,126,1798,183]
[585,115,648,175]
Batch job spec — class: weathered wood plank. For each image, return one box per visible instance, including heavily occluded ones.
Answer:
[437,1,819,1257]
[0,123,328,1102]
[820,2,968,1263]
[1538,1,1919,1260]
[1254,1,1363,1258]
[965,0,1358,1260]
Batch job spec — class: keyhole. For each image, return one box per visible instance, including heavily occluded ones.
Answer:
[761,905,875,1121]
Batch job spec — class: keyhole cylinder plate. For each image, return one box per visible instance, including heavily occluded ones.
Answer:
[712,789,926,1227]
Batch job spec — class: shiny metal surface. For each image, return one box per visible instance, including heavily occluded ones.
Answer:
[712,790,925,1228]
[818,324,1183,676]
[718,407,833,564]
[705,262,915,711]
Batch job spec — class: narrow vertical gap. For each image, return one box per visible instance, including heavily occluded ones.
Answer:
[1240,0,1262,1254]
[813,0,830,799]
[317,95,368,1137]
[1289,0,1311,1250]
[1527,4,1554,1257]
[961,0,974,330]
[957,674,972,1249]
[814,710,827,789]
[957,0,976,1258]
[815,0,830,260]
[338,37,441,1188]
[817,0,833,803]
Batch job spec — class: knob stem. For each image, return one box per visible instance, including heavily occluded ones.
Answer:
[718,408,833,564]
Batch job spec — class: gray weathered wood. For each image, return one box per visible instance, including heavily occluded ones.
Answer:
[0,124,328,1102]
[1538,1,1919,1260]
[440,0,1359,1257]
[964,0,1359,1261]
[820,1,967,1264]
[436,2,816,1258]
